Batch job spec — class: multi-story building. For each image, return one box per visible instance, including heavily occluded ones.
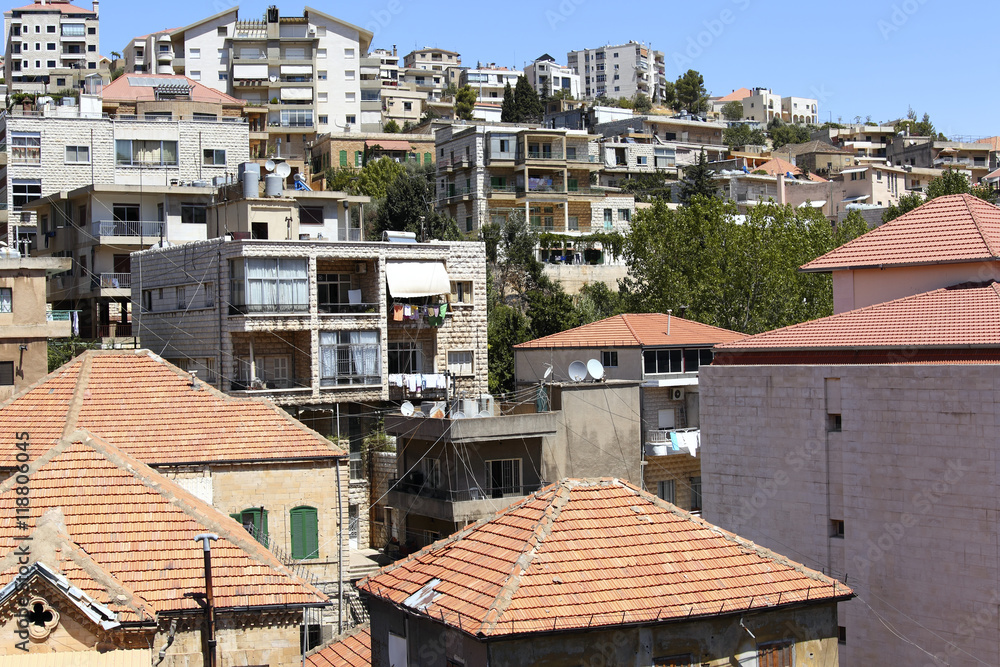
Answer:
[709,87,751,116]
[702,193,1000,664]
[567,41,666,102]
[123,6,373,176]
[772,139,855,176]
[309,131,435,179]
[400,47,461,102]
[359,47,399,131]
[433,122,636,242]
[0,254,72,400]
[380,86,425,128]
[741,87,782,124]
[460,64,519,105]
[523,53,580,99]
[815,123,898,164]
[887,136,991,182]
[3,0,100,95]
[781,95,818,124]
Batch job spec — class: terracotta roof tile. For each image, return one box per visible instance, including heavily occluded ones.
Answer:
[0,431,327,617]
[306,627,371,666]
[0,350,345,467]
[801,194,1000,270]
[102,73,244,105]
[717,88,751,103]
[359,479,851,636]
[715,281,1000,351]
[7,0,94,13]
[514,314,742,349]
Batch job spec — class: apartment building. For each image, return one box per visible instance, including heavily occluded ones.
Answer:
[124,6,373,176]
[772,139,855,176]
[781,95,818,124]
[702,193,1000,664]
[709,87,751,115]
[887,135,991,181]
[816,123,898,164]
[380,86,425,127]
[523,53,580,99]
[460,64,519,105]
[567,41,667,102]
[0,254,72,400]
[433,123,636,243]
[3,0,100,95]
[400,47,462,102]
[741,87,818,125]
[309,131,435,179]
[359,47,399,131]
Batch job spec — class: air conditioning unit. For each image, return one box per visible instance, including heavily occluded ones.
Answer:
[671,388,685,401]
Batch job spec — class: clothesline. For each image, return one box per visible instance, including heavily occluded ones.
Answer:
[388,373,450,393]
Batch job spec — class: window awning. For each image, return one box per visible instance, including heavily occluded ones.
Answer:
[280,87,313,101]
[233,64,268,79]
[385,260,451,298]
[280,64,313,75]
[841,194,870,203]
[840,167,867,175]
[367,139,411,151]
[797,199,826,208]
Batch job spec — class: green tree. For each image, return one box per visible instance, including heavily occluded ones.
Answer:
[770,123,811,148]
[372,163,460,241]
[525,281,579,339]
[925,167,972,200]
[721,100,744,121]
[382,119,401,133]
[677,150,717,204]
[895,107,946,139]
[500,82,516,122]
[487,303,530,394]
[674,69,709,114]
[326,167,359,193]
[355,157,405,200]
[659,80,676,110]
[619,173,674,203]
[574,282,624,324]
[455,85,476,120]
[48,336,99,372]
[632,93,652,114]
[513,76,544,123]
[111,67,124,81]
[881,192,924,223]
[617,97,633,109]
[723,124,767,149]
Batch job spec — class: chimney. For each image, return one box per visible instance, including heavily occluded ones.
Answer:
[91,0,98,15]
[393,44,397,57]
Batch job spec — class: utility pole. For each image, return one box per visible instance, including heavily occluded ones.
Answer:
[194,533,219,667]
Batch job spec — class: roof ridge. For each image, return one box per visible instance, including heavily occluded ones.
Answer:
[961,194,1000,257]
[618,314,642,344]
[477,481,574,636]
[60,352,94,441]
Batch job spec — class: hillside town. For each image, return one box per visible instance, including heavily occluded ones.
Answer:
[0,1,997,665]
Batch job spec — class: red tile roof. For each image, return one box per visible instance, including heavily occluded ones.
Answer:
[101,73,244,105]
[8,0,94,14]
[359,479,851,637]
[514,314,743,349]
[306,627,371,667]
[715,281,1000,351]
[717,88,752,103]
[0,350,345,466]
[0,431,327,619]
[801,194,1000,271]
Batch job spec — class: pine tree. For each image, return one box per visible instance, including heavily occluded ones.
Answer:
[513,76,544,123]
[500,82,516,123]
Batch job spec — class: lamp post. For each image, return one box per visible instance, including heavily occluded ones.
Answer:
[194,533,219,667]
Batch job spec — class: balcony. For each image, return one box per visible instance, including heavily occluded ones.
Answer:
[644,428,699,457]
[94,273,131,289]
[518,148,564,163]
[387,479,548,523]
[228,302,309,316]
[229,377,312,392]
[91,220,165,239]
[318,302,379,316]
[96,322,133,338]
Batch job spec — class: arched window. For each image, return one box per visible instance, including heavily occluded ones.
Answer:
[290,505,319,559]
[231,507,268,545]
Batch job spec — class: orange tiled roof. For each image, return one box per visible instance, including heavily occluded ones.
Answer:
[102,73,245,105]
[307,627,371,667]
[8,0,94,13]
[753,157,801,176]
[514,314,742,349]
[715,281,1000,351]
[0,431,327,618]
[717,88,751,102]
[359,479,851,637]
[801,194,1000,271]
[0,350,345,466]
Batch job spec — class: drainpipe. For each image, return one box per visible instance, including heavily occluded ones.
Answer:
[194,533,219,667]
[336,460,344,634]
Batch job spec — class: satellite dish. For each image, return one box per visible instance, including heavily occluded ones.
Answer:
[543,364,553,380]
[568,360,588,382]
[586,359,605,381]
[264,160,276,172]
[452,411,466,420]
[400,401,414,417]
[477,410,491,418]
[293,172,306,183]
[275,162,292,178]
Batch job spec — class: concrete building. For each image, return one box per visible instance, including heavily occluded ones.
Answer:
[781,95,818,124]
[309,131,435,180]
[460,64,519,105]
[360,478,852,667]
[567,41,666,103]
[3,0,100,95]
[741,87,782,124]
[514,313,743,513]
[772,139,856,177]
[523,53,580,100]
[701,193,1000,664]
[0,254,72,401]
[815,123,898,164]
[887,136,991,182]
[433,123,636,245]
[359,47,400,131]
[593,114,728,182]
[710,87,751,116]
[400,47,462,102]
[380,86,425,128]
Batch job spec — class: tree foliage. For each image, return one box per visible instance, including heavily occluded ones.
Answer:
[372,163,460,241]
[632,93,652,114]
[674,69,709,114]
[895,107,946,140]
[382,119,401,133]
[618,173,674,203]
[514,76,545,123]
[723,124,767,149]
[48,337,100,372]
[881,192,924,223]
[500,82,516,122]
[659,80,676,110]
[769,122,812,148]
[678,150,718,204]
[618,197,868,334]
[455,85,476,120]
[721,100,744,121]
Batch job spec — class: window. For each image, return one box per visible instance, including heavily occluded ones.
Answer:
[180,204,207,225]
[354,150,363,167]
[757,641,792,667]
[230,258,308,313]
[203,148,226,166]
[603,208,613,229]
[339,150,348,167]
[448,350,473,376]
[838,626,847,645]
[317,273,351,312]
[388,342,421,374]
[87,44,95,52]
[299,206,324,225]
[217,26,227,36]
[46,42,55,50]
[115,140,178,166]
[487,459,521,498]
[189,47,200,59]
[12,180,41,209]
[46,25,55,33]
[12,133,41,164]
[316,48,327,59]
[289,506,319,559]
[601,350,618,368]
[345,91,355,102]
[828,414,842,432]
[345,114,356,125]
[450,280,472,304]
[644,349,681,374]
[832,519,845,538]
[189,70,201,80]
[344,47,355,58]
[175,286,186,310]
[236,355,290,388]
[345,70,355,80]
[318,70,327,80]
[218,72,227,81]
[656,480,675,504]
[618,208,631,222]
[320,331,380,386]
[317,92,328,103]
[689,476,702,511]
[0,362,13,386]
[403,101,412,111]
[88,26,96,34]
[65,145,89,164]
[318,115,328,125]
[230,507,268,544]
[0,288,11,313]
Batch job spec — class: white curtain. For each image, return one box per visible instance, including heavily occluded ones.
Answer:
[247,258,278,308]
[277,259,307,305]
[349,331,379,377]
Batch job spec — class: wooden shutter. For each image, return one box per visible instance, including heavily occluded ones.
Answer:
[424,152,431,165]
[290,506,318,559]
[339,150,347,167]
[758,642,792,667]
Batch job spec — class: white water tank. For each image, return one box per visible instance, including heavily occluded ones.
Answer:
[240,162,260,199]
[264,174,283,197]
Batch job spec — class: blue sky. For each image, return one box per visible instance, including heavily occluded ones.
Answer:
[97,0,994,138]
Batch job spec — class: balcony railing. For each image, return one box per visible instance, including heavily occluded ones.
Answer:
[92,220,165,238]
[229,302,310,315]
[46,310,77,322]
[95,273,131,289]
[389,479,547,502]
[519,149,564,162]
[229,377,312,392]
[318,302,379,315]
[96,322,133,338]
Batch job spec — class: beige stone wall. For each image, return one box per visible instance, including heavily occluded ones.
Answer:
[157,614,304,667]
[701,362,1000,665]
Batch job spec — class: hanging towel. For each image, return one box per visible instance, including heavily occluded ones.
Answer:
[393,304,404,321]
[404,305,412,318]
[406,374,418,392]
[429,306,438,317]
[669,431,680,451]
[683,431,698,457]
[438,303,447,317]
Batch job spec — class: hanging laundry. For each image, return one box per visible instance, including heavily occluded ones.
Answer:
[438,303,447,317]
[404,305,412,318]
[393,304,404,321]
[669,431,680,451]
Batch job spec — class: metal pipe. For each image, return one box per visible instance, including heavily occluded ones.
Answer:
[336,459,344,634]
[194,533,219,667]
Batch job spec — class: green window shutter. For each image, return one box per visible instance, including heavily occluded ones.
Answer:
[234,508,268,545]
[290,506,319,559]
[568,178,578,192]
[230,512,241,522]
[354,151,362,167]
[424,152,431,165]
[339,150,347,167]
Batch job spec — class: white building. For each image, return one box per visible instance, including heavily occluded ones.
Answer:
[781,95,818,125]
[566,41,666,103]
[460,64,520,105]
[400,47,462,102]
[3,0,101,94]
[524,54,580,100]
[743,87,818,125]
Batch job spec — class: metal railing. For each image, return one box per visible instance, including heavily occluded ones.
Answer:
[229,376,312,391]
[318,302,379,315]
[95,273,131,289]
[91,220,165,237]
[96,322,133,338]
[228,302,309,315]
[241,523,320,586]
[520,148,564,161]
[389,479,547,502]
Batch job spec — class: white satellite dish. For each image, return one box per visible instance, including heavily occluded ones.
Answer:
[586,358,605,381]
[264,159,276,172]
[477,410,491,418]
[400,401,414,417]
[568,360,588,382]
[293,172,306,183]
[275,162,292,178]
[543,363,553,380]
[452,411,466,420]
